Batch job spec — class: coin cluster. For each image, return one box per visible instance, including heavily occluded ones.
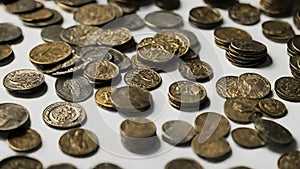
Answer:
[260,0,293,17]
[189,6,223,29]
[262,20,295,43]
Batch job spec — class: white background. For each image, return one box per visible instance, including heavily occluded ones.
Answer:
[0,0,300,168]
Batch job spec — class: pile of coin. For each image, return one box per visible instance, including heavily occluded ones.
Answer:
[155,0,180,10]
[275,76,300,102]
[228,3,261,25]
[226,39,268,67]
[260,0,293,17]
[189,6,223,29]
[287,35,300,57]
[278,150,300,169]
[294,8,300,30]
[289,55,300,79]
[262,20,295,43]
[203,0,237,9]
[54,0,95,12]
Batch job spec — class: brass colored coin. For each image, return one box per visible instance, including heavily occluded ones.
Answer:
[124,69,162,90]
[4,0,36,14]
[215,76,239,99]
[179,60,213,81]
[106,3,123,18]
[120,118,156,138]
[254,119,293,145]
[74,4,115,26]
[278,150,300,169]
[55,0,95,7]
[55,1,78,13]
[262,20,294,43]
[84,60,119,82]
[19,8,54,22]
[59,128,99,157]
[0,103,29,131]
[29,42,72,65]
[51,63,86,76]
[74,45,113,63]
[194,112,230,138]
[41,25,64,42]
[292,35,300,53]
[97,27,132,47]
[93,163,122,169]
[137,44,174,64]
[258,98,287,118]
[0,23,22,43]
[144,11,183,29]
[165,158,203,169]
[0,45,13,61]
[39,54,80,74]
[47,163,78,169]
[224,98,262,124]
[0,156,43,169]
[106,13,145,31]
[275,77,300,102]
[7,129,42,152]
[23,10,63,28]
[228,3,260,25]
[43,102,86,129]
[192,135,231,160]
[189,6,223,29]
[162,120,195,145]
[95,87,117,109]
[231,127,265,149]
[230,39,267,55]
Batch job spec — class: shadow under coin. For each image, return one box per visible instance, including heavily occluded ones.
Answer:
[8,83,48,98]
[121,135,160,155]
[255,55,273,68]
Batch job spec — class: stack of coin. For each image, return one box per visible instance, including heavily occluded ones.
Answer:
[168,81,208,111]
[290,55,300,79]
[294,8,300,30]
[203,0,237,9]
[155,0,180,10]
[260,0,293,17]
[0,23,23,44]
[287,35,300,57]
[262,20,295,43]
[275,76,300,102]
[54,0,95,12]
[189,6,223,29]
[226,39,268,67]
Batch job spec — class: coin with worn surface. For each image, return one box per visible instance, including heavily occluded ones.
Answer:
[231,127,265,149]
[93,163,122,169]
[55,0,95,7]
[229,3,260,25]
[55,76,93,102]
[97,27,132,47]
[106,14,145,31]
[23,9,63,28]
[0,23,22,43]
[165,158,203,169]
[179,60,213,81]
[43,102,86,129]
[124,69,161,90]
[3,69,45,92]
[74,45,113,62]
[59,128,99,157]
[84,60,119,82]
[120,118,156,138]
[0,156,43,169]
[194,112,230,138]
[189,6,223,29]
[262,20,294,43]
[162,120,195,145]
[7,129,42,152]
[95,87,117,109]
[215,76,239,99]
[4,0,36,13]
[41,25,64,42]
[275,77,300,102]
[230,39,267,55]
[0,45,13,61]
[144,11,183,29]
[137,44,174,64]
[29,42,72,65]
[47,163,77,169]
[0,103,29,131]
[19,8,53,22]
[258,98,287,118]
[254,118,293,145]
[278,150,300,169]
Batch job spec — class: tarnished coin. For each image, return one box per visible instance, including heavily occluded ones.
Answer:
[59,128,99,157]
[215,76,239,99]
[0,156,43,169]
[43,102,86,129]
[192,135,231,160]
[194,112,230,138]
[254,118,293,145]
[95,87,117,110]
[224,98,262,124]
[131,55,160,72]
[55,76,93,102]
[4,0,36,14]
[7,129,42,152]
[124,69,162,90]
[258,98,287,118]
[47,163,77,169]
[189,6,223,29]
[74,4,115,26]
[278,150,300,169]
[120,118,156,138]
[97,27,132,47]
[275,77,300,102]
[74,45,113,62]
[19,8,54,22]
[230,39,267,55]
[231,127,265,149]
[179,60,213,82]
[41,25,64,42]
[84,60,119,82]
[39,54,80,74]
[0,45,13,61]
[0,103,29,131]
[165,158,203,169]
[23,10,63,28]
[262,20,295,43]
[93,163,122,169]
[29,42,72,65]
[106,3,123,18]
[228,3,260,25]
[144,11,183,29]
[0,23,22,43]
[162,120,195,145]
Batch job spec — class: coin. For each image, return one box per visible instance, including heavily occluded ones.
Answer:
[93,163,122,169]
[215,76,239,99]
[278,150,300,169]
[95,87,117,110]
[144,11,183,29]
[0,156,43,169]
[194,112,230,138]
[124,69,162,90]
[84,60,119,83]
[120,118,156,138]
[230,166,252,169]
[294,8,300,30]
[59,128,99,157]
[275,77,300,102]
[262,20,294,43]
[43,102,86,129]
[55,0,95,7]
[106,3,123,18]
[228,3,260,25]
[74,45,113,63]
[131,55,160,72]
[47,163,78,169]
[137,44,174,65]
[97,27,132,47]
[41,25,64,42]
[4,0,36,14]
[55,76,93,102]
[231,127,265,149]
[162,120,195,145]
[0,103,29,131]
[260,0,292,17]
[165,158,203,169]
[19,8,54,22]
[23,9,63,28]
[189,6,223,29]
[204,0,237,9]
[105,13,145,31]
[7,129,42,152]
[0,45,13,61]
[155,0,180,10]
[178,60,213,82]
[29,42,72,65]
[230,39,267,55]
[0,23,22,43]
[39,54,80,74]
[3,69,45,93]
[254,118,293,145]
[258,98,287,118]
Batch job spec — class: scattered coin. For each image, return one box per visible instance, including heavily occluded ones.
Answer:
[3,0,36,14]
[162,120,195,145]
[260,0,292,17]
[23,9,63,28]
[178,59,213,82]
[41,25,64,42]
[93,163,122,169]
[84,60,120,83]
[144,11,183,29]
[258,98,287,118]
[131,55,160,72]
[0,23,22,44]
[275,77,300,102]
[228,3,260,25]
[189,6,223,29]
[262,20,295,43]
[231,127,265,149]
[47,163,78,169]
[0,45,13,62]
[124,69,162,90]
[95,87,117,110]
[19,8,54,22]
[0,156,43,169]
[165,158,203,169]
[278,150,300,169]
[215,76,239,99]
[155,0,180,10]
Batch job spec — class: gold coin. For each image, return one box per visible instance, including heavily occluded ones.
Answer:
[84,60,119,82]
[29,42,72,65]
[215,76,239,99]
[19,8,53,22]
[7,129,42,152]
[178,59,213,82]
[0,45,13,61]
[95,86,117,110]
[124,69,162,90]
[231,127,265,149]
[120,118,156,138]
[0,156,43,168]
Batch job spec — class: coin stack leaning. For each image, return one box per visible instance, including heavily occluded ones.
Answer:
[289,55,300,79]
[226,39,268,67]
[294,8,300,30]
[54,0,96,12]
[260,0,293,17]
[287,35,300,57]
[189,6,223,29]
[155,0,180,10]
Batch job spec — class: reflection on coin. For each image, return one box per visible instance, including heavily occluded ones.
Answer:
[43,102,86,129]
[41,25,64,42]
[144,11,183,29]
[215,76,239,99]
[47,163,78,169]
[95,87,117,110]
[0,23,22,43]
[258,98,287,118]
[0,103,29,131]
[278,150,300,169]
[93,163,122,169]
[124,69,162,90]
[0,156,43,169]
[165,158,203,169]
[7,129,42,152]
[179,60,213,82]
[231,127,265,149]
[162,120,195,145]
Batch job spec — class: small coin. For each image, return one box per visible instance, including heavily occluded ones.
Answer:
[0,156,43,169]
[120,118,156,138]
[254,118,293,145]
[7,129,42,152]
[47,163,77,169]
[43,102,86,129]
[19,8,54,22]
[189,6,223,29]
[59,128,99,157]
[95,87,117,110]
[165,158,203,169]
[41,25,64,42]
[93,163,122,169]
[231,127,265,149]
[124,69,162,90]
[0,103,29,131]
[23,9,63,28]
[228,3,260,25]
[0,23,22,43]
[278,150,300,169]
[275,77,300,102]
[0,45,13,61]
[84,60,119,82]
[144,11,183,29]
[4,0,36,14]
[258,98,287,118]
[55,76,93,102]
[162,120,195,145]
[179,60,213,81]
[106,3,123,18]
[215,76,239,99]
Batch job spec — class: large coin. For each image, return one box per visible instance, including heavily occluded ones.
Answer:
[215,76,239,99]
[165,158,203,169]
[278,150,300,169]
[124,69,162,90]
[179,60,213,81]
[4,0,36,14]
[0,23,22,43]
[275,77,300,102]
[258,98,287,118]
[231,127,265,149]
[162,120,195,145]
[0,156,43,169]
[7,129,42,152]
[0,103,29,131]
[93,163,122,169]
